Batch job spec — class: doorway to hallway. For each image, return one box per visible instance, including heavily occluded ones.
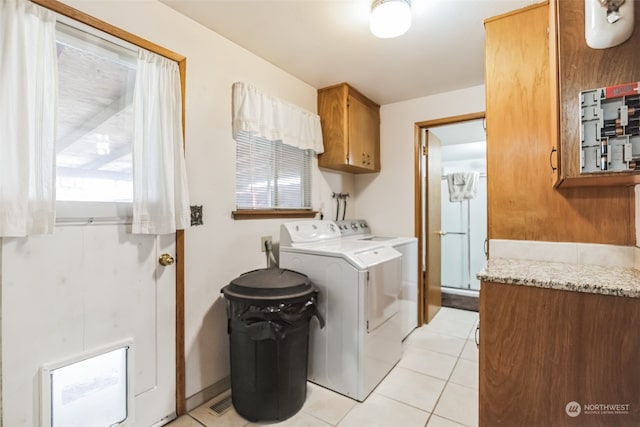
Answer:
[414,113,486,322]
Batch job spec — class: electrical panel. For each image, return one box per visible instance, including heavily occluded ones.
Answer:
[580,82,640,173]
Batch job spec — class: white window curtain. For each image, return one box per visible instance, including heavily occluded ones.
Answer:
[232,82,324,153]
[132,49,190,234]
[0,0,57,237]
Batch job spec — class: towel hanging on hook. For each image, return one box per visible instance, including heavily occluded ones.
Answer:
[446,172,479,202]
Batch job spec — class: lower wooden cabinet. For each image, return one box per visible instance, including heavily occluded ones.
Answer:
[479,281,640,427]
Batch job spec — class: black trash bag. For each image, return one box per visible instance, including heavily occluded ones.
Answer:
[226,295,325,341]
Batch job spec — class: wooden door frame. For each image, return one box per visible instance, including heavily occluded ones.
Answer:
[33,0,188,416]
[414,112,486,325]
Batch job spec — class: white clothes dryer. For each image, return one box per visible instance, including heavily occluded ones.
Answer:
[335,220,418,339]
[279,220,402,401]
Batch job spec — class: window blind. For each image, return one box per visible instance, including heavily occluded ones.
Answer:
[236,131,312,210]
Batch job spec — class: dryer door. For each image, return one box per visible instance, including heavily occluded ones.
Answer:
[366,256,402,333]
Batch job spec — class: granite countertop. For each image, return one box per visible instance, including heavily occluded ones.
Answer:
[477,258,640,298]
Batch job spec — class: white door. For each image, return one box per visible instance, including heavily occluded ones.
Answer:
[1,225,176,427]
[82,227,177,427]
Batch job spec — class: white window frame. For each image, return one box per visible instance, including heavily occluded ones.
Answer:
[54,15,139,224]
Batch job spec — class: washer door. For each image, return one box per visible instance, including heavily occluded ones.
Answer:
[366,256,401,333]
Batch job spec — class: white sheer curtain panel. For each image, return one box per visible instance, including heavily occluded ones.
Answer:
[232,81,324,153]
[0,0,57,237]
[132,49,190,235]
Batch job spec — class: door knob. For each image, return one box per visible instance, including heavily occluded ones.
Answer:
[159,253,175,266]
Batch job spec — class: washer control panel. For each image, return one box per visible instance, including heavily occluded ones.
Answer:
[335,219,370,237]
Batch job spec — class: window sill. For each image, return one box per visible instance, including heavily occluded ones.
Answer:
[232,209,318,220]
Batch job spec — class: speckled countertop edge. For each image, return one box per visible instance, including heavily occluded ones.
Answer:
[477,258,640,298]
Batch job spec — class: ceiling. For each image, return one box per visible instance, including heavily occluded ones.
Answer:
[160,0,537,106]
[429,118,486,146]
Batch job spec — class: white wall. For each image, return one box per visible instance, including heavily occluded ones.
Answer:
[0,0,354,417]
[354,85,486,237]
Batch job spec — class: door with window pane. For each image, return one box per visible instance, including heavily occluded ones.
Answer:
[27,21,176,427]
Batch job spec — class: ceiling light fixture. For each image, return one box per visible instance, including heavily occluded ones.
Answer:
[370,0,412,39]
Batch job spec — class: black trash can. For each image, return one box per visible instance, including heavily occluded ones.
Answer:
[221,268,324,422]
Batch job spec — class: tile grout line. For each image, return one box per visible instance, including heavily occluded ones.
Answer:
[185,414,207,427]
[423,312,478,427]
[423,348,465,426]
[300,396,348,427]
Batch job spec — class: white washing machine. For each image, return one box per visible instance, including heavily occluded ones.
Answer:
[279,220,402,401]
[335,220,418,339]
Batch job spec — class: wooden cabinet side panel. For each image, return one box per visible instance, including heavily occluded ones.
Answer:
[558,0,640,179]
[318,85,348,168]
[549,0,562,187]
[485,4,634,245]
[480,282,640,427]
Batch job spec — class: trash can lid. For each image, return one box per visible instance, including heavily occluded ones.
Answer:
[222,268,315,301]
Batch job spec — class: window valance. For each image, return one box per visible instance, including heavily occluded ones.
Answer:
[232,82,324,153]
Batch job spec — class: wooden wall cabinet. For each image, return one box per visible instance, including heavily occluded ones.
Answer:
[484,2,634,246]
[479,281,640,426]
[552,0,640,187]
[317,83,380,173]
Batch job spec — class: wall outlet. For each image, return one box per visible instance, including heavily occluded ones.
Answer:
[261,236,272,252]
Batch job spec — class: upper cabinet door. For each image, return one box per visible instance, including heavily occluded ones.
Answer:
[318,83,380,174]
[348,93,379,171]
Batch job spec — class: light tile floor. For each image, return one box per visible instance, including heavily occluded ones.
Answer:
[167,307,479,427]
